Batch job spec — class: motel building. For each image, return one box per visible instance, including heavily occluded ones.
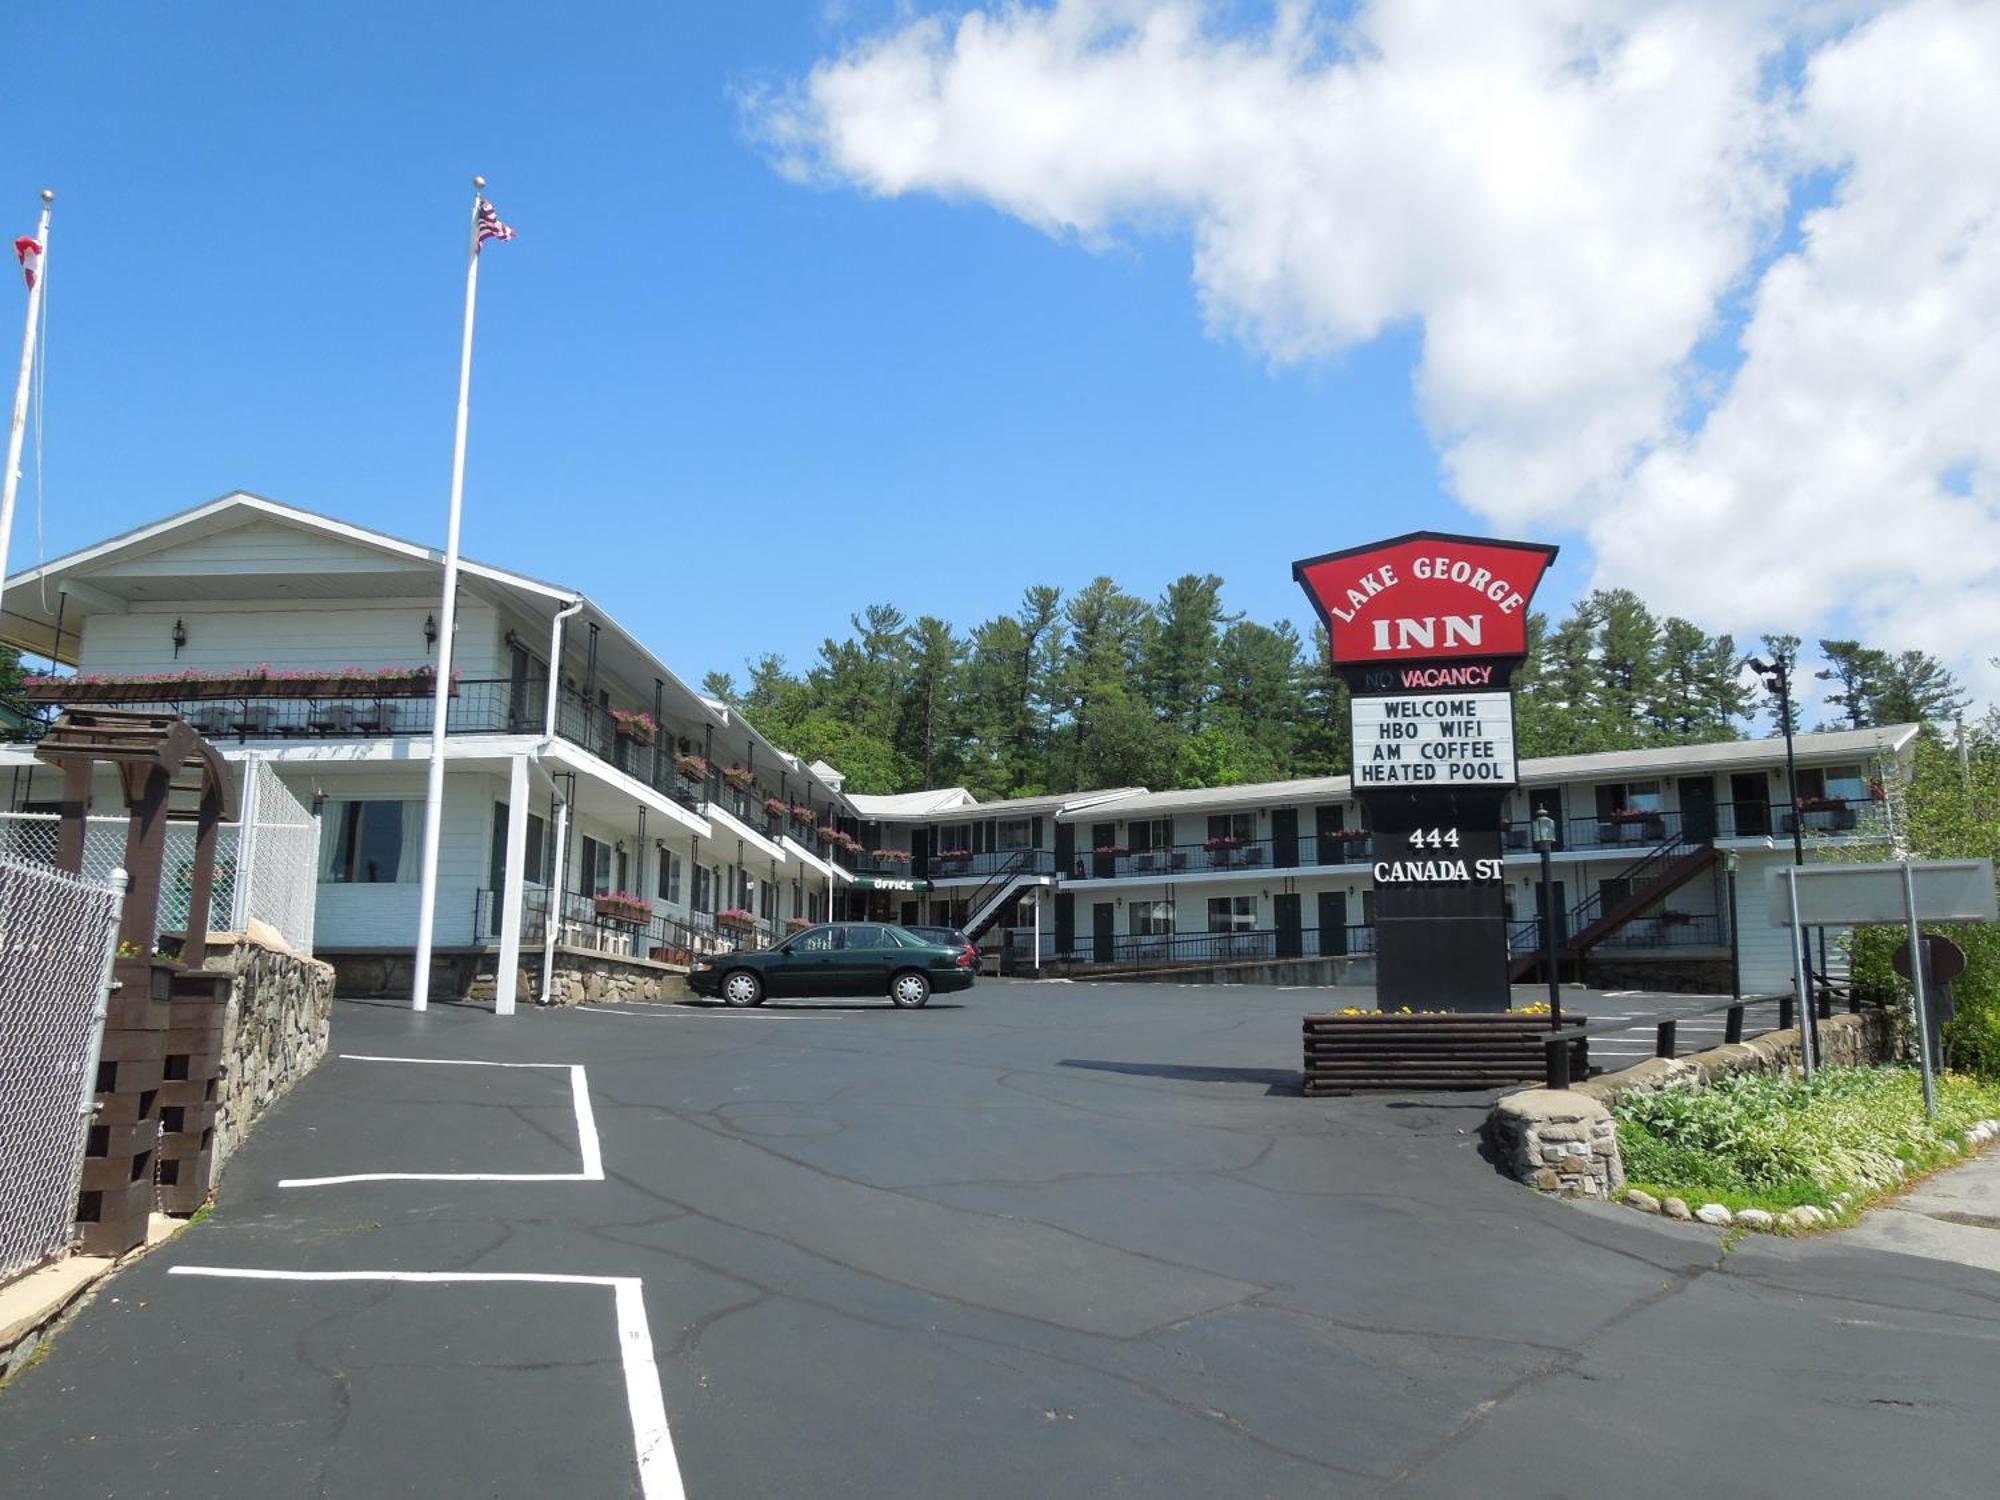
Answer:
[0,493,1919,1001]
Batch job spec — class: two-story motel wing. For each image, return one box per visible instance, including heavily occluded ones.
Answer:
[0,493,1920,1001]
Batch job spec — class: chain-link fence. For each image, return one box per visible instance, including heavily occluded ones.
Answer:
[0,857,124,1284]
[231,758,317,955]
[0,755,319,957]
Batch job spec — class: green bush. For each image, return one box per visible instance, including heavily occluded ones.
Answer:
[1614,1065,2000,1212]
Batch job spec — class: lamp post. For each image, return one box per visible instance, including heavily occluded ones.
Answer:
[1533,807,1561,1027]
[1746,651,1816,1047]
[1725,850,1741,1001]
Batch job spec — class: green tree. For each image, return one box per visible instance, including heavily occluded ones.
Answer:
[1058,577,1157,790]
[1850,732,2000,1077]
[1873,650,1970,728]
[1142,573,1232,737]
[1757,633,1803,737]
[896,617,967,789]
[1815,639,1891,730]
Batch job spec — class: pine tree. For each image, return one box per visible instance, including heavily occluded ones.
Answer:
[1815,639,1891,730]
[1142,574,1232,737]
[1873,650,1970,727]
[896,617,966,789]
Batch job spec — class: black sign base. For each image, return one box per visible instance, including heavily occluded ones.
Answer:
[1362,788,1511,1013]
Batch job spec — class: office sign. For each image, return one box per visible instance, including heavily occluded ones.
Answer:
[1293,532,1559,666]
[1351,693,1517,788]
[1294,529,1558,1013]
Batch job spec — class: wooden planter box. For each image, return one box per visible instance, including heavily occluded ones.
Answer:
[715,914,757,933]
[27,672,445,704]
[593,897,652,925]
[613,717,657,746]
[1302,1011,1588,1095]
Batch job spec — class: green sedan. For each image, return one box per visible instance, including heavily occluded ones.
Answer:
[687,921,977,1008]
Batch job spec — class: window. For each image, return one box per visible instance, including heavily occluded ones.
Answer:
[1129,900,1174,936]
[937,823,971,855]
[1207,895,1256,933]
[789,925,837,952]
[691,863,712,913]
[997,817,1035,851]
[845,924,894,949]
[1595,780,1663,816]
[1130,818,1173,852]
[579,836,613,896]
[1207,812,1254,843]
[1800,763,1867,802]
[656,848,681,905]
[323,801,414,884]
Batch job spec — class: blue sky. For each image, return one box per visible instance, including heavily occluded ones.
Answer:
[0,3,1774,687]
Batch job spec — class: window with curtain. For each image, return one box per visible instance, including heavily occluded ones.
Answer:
[321,800,419,884]
[1206,812,1254,843]
[1129,900,1174,936]
[656,848,681,905]
[1206,895,1256,932]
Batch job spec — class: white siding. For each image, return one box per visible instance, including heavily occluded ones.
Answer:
[93,516,432,580]
[76,598,504,682]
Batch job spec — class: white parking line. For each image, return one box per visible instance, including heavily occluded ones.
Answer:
[574,1005,844,1021]
[278,1055,603,1188]
[169,1267,681,1500]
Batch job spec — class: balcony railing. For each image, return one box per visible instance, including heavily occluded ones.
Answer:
[475,886,778,959]
[1509,910,1725,954]
[926,849,1057,880]
[1067,925,1378,966]
[1066,834,1375,880]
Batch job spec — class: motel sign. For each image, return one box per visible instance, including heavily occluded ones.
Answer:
[1295,532,1557,1012]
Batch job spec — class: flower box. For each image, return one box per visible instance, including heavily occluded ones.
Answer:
[763,796,789,819]
[790,805,817,824]
[1204,836,1245,851]
[936,848,970,860]
[1093,846,1130,858]
[674,754,709,782]
[784,916,814,933]
[721,766,756,792]
[650,945,693,967]
[611,709,658,745]
[1794,795,1845,813]
[871,849,912,864]
[716,908,757,932]
[1329,828,1370,844]
[594,892,652,925]
[25,666,449,704]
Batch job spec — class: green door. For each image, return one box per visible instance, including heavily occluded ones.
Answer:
[1318,891,1348,954]
[1275,893,1302,958]
[1092,903,1114,965]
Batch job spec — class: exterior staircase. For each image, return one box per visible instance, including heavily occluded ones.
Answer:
[1509,833,1722,983]
[962,852,1054,940]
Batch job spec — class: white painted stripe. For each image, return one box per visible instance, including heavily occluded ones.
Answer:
[169,1267,684,1500]
[340,1053,577,1069]
[572,1005,837,1022]
[570,1064,605,1181]
[280,1058,602,1188]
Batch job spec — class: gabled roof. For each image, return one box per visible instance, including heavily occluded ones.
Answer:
[1,491,857,807]
[847,787,980,818]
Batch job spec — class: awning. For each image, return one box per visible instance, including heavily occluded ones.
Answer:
[849,876,933,893]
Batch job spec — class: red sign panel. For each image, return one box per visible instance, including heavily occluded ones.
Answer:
[1293,532,1558,666]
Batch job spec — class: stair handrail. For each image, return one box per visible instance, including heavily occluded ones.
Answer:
[964,850,1036,927]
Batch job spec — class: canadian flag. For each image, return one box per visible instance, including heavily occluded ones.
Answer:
[14,236,40,291]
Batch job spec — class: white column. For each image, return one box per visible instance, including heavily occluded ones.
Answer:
[494,753,530,1015]
[539,792,570,1006]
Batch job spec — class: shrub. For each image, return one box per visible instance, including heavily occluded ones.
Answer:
[1614,1065,2000,1211]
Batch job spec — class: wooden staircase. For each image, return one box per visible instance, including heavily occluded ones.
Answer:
[1509,835,1722,983]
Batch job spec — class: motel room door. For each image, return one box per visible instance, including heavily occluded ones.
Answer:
[1275,893,1302,959]
[1092,903,1115,965]
[1317,890,1348,955]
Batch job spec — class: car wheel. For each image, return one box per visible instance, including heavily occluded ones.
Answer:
[889,969,931,1008]
[721,969,765,1008]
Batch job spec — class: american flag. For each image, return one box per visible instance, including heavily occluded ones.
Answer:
[475,198,515,252]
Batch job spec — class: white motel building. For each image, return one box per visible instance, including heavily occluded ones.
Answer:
[0,493,1919,1001]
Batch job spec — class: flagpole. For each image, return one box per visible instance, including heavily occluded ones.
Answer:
[411,177,488,1012]
[0,188,54,624]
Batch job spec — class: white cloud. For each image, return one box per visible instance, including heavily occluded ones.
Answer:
[750,0,2000,706]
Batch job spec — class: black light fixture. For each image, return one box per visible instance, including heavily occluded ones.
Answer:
[171,618,187,657]
[423,613,439,651]
[1531,806,1562,1028]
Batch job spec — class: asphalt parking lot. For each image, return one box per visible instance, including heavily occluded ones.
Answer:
[3,979,1996,1498]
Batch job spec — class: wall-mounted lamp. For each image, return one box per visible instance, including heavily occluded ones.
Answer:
[424,613,439,652]
[171,618,187,657]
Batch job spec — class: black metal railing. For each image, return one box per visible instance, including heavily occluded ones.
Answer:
[1592,912,1726,949]
[926,848,1058,880]
[1538,991,1869,1090]
[1067,925,1378,967]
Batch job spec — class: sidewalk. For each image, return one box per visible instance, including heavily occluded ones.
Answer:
[1843,1144,2000,1275]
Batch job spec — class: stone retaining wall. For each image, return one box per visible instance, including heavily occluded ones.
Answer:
[323,947,690,1006]
[1489,1009,1898,1198]
[212,940,335,1175]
